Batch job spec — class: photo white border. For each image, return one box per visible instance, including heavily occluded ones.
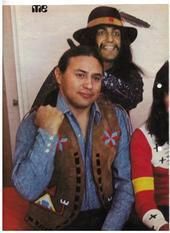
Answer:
[2,0,169,5]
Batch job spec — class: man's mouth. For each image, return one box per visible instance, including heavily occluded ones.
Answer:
[78,92,94,99]
[103,45,115,50]
[100,44,120,51]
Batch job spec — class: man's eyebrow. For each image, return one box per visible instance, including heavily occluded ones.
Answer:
[75,69,103,76]
[93,73,103,77]
[74,69,87,73]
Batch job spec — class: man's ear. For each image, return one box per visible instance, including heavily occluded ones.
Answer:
[54,67,62,85]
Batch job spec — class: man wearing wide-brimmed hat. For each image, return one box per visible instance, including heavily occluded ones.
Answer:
[32,6,143,113]
[73,6,137,49]
[73,6,143,111]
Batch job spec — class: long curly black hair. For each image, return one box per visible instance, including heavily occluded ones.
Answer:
[146,61,169,146]
[110,30,143,81]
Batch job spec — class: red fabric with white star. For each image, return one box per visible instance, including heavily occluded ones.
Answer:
[130,129,169,219]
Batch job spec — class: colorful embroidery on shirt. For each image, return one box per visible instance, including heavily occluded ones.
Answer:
[35,193,56,212]
[56,134,68,152]
[103,129,119,147]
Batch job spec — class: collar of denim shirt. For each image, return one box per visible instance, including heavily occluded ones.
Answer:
[56,91,102,124]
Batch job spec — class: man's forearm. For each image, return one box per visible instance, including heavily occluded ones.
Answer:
[12,128,58,201]
[102,188,134,230]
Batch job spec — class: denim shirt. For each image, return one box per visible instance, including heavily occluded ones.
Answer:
[12,93,134,230]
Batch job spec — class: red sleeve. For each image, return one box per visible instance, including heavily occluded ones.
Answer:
[130,129,157,219]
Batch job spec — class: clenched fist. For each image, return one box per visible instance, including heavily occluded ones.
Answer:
[35,105,64,136]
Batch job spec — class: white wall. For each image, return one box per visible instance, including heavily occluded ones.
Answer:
[5,5,169,152]
[3,6,20,156]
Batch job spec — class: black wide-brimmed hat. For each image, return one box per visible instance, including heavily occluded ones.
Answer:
[73,6,138,45]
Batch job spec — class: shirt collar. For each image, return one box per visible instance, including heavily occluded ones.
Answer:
[56,91,102,123]
[92,101,102,124]
[56,91,70,114]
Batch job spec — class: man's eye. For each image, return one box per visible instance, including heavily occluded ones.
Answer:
[76,73,85,79]
[93,76,102,81]
[97,30,105,36]
[113,31,120,37]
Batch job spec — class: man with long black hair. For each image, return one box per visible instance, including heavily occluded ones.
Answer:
[12,46,134,230]
[32,6,143,113]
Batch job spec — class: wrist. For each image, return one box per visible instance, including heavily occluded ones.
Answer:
[39,125,59,136]
[142,209,168,231]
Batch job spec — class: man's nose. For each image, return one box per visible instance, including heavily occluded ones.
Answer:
[84,77,93,89]
[106,32,114,42]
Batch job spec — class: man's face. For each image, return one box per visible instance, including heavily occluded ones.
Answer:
[56,56,103,111]
[96,26,121,61]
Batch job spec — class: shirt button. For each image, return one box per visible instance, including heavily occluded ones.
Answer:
[78,134,81,138]
[49,136,54,141]
[47,143,51,147]
[45,149,50,153]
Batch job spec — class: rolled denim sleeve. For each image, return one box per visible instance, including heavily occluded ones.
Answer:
[12,112,58,201]
[102,106,134,230]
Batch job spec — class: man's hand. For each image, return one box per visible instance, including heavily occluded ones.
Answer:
[159,223,169,231]
[35,105,64,135]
